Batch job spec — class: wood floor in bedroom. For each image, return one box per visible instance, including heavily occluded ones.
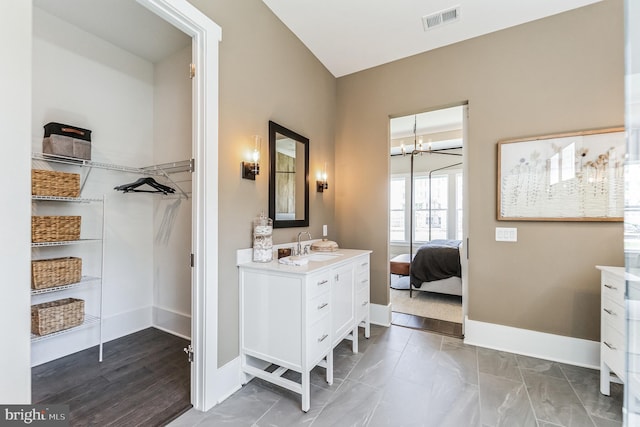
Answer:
[32,328,191,427]
[391,311,463,338]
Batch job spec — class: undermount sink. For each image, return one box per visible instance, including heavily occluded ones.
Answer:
[306,252,342,262]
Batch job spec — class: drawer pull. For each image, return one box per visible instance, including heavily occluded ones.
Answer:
[604,341,616,350]
[317,333,329,343]
[317,279,328,286]
[604,284,618,290]
[317,302,329,310]
[361,262,368,267]
[603,308,616,316]
[361,279,368,284]
[361,301,369,306]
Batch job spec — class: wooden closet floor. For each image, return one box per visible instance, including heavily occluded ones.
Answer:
[32,328,191,426]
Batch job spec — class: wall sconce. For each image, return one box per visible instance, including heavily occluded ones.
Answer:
[317,163,328,192]
[242,135,261,180]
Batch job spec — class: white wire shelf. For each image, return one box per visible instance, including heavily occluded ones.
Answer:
[32,153,192,175]
[32,239,102,248]
[31,276,101,295]
[31,314,100,343]
[32,195,103,203]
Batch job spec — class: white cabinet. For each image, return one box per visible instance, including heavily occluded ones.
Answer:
[354,255,371,348]
[331,263,355,348]
[239,249,371,412]
[598,266,626,395]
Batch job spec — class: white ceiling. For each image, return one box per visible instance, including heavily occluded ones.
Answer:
[34,0,602,73]
[34,0,190,63]
[262,0,602,77]
[33,0,601,138]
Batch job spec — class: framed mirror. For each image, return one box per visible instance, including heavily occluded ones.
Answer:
[269,121,309,228]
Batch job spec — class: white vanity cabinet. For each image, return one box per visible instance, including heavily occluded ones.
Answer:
[597,265,626,395]
[331,263,355,348]
[238,249,371,412]
[354,255,371,350]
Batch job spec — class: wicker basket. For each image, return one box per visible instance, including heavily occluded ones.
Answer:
[31,169,80,198]
[32,216,81,243]
[31,257,82,289]
[31,298,85,336]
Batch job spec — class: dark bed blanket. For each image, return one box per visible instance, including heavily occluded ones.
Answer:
[410,239,462,288]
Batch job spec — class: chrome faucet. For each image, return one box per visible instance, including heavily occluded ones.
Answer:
[297,231,312,256]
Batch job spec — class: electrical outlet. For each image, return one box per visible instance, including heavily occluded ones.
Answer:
[496,227,517,242]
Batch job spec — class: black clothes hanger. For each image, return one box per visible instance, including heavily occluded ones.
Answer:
[114,177,175,195]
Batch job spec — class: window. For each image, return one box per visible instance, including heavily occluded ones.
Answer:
[389,177,405,242]
[390,171,463,243]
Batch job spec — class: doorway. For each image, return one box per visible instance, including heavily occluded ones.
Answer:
[388,105,466,337]
[29,0,215,422]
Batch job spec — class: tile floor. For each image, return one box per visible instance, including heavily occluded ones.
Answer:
[169,325,623,427]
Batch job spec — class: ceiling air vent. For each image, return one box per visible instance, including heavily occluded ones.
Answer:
[422,6,460,31]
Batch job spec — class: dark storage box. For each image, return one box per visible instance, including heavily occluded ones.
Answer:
[43,122,92,141]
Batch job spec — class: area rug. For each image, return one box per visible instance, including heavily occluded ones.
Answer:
[390,275,462,323]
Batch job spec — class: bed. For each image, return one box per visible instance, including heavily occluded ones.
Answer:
[409,239,462,297]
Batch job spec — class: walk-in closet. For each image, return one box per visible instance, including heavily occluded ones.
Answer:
[30,1,194,423]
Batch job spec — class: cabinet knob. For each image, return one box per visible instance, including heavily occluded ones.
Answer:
[317,333,328,343]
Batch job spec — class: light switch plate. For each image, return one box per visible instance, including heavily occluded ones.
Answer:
[496,227,517,242]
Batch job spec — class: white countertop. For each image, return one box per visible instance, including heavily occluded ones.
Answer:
[238,248,372,275]
[596,265,640,282]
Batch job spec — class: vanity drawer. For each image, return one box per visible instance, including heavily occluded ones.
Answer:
[355,256,370,276]
[602,271,625,305]
[356,271,369,292]
[602,321,626,381]
[356,287,369,320]
[307,272,331,299]
[307,292,330,325]
[306,317,331,365]
[602,296,625,335]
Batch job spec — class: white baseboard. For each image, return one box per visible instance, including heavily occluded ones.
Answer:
[370,303,392,327]
[31,306,153,367]
[103,306,153,343]
[464,316,600,369]
[153,306,191,339]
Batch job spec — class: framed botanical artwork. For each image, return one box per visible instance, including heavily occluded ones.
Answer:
[497,127,625,221]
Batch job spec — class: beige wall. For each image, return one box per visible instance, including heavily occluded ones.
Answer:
[336,0,624,341]
[188,0,337,365]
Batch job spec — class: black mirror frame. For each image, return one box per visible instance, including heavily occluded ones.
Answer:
[268,120,309,228]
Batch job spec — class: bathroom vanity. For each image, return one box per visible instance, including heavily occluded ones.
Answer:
[238,249,371,412]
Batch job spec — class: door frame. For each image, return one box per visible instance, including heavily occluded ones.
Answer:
[387,103,468,328]
[137,0,221,411]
